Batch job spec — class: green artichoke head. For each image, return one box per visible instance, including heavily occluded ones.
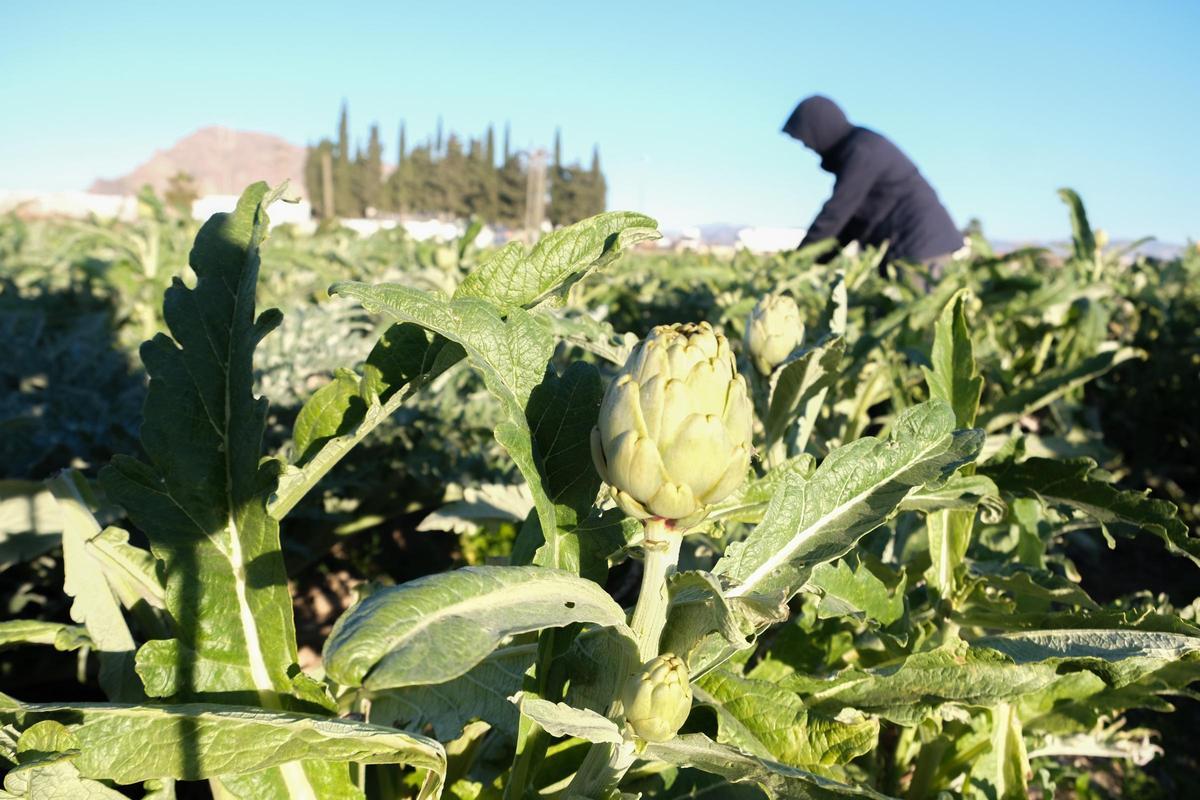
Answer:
[621,653,693,743]
[745,293,804,375]
[591,322,753,527]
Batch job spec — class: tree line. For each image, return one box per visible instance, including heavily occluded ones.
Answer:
[303,104,607,227]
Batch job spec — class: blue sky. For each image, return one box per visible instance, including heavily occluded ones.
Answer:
[2,1,1197,241]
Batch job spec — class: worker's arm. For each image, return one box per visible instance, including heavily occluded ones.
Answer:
[797,147,877,250]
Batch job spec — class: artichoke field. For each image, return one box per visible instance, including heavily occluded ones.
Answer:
[0,184,1197,800]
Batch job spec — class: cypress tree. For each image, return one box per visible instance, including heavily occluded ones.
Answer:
[356,123,383,215]
[333,102,355,216]
[589,145,607,216]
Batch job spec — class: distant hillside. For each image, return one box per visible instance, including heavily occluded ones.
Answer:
[90,126,306,196]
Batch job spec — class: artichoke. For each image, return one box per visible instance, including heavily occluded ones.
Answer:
[590,322,752,527]
[621,653,693,742]
[745,293,804,375]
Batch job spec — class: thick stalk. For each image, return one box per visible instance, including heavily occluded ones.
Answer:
[628,517,682,661]
[568,517,683,796]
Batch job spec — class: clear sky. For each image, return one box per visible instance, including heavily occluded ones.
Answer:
[2,1,1197,241]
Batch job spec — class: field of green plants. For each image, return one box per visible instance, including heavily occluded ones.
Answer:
[1,183,1198,800]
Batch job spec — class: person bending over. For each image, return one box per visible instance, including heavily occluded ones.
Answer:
[783,95,962,271]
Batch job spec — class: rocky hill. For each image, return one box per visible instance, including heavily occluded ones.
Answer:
[90,126,306,196]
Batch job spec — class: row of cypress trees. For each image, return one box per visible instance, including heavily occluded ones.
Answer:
[303,104,606,227]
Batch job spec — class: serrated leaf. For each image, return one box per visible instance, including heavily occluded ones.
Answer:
[453,211,659,309]
[99,184,299,703]
[93,184,352,798]
[323,566,633,690]
[716,401,982,601]
[965,562,1098,611]
[269,323,442,519]
[794,642,1070,725]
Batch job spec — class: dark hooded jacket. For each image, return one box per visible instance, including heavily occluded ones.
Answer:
[783,96,961,263]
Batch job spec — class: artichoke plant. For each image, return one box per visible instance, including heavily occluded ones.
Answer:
[590,322,753,527]
[745,293,804,375]
[621,653,693,743]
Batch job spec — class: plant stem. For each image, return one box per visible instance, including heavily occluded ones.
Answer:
[568,517,683,797]
[628,517,682,662]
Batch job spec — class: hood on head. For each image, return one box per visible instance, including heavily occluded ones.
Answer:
[782,95,853,155]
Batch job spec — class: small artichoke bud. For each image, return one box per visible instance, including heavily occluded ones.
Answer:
[590,322,753,527]
[745,294,804,375]
[621,653,693,742]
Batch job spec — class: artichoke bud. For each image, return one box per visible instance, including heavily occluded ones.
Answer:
[433,245,458,270]
[621,653,693,743]
[590,322,753,527]
[745,293,804,375]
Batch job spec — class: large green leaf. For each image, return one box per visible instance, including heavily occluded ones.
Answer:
[764,336,845,453]
[0,480,62,571]
[453,211,659,309]
[979,346,1140,433]
[922,289,983,430]
[0,621,87,652]
[643,734,891,799]
[922,289,983,599]
[715,401,982,601]
[269,322,442,519]
[791,642,1073,725]
[981,455,1197,565]
[0,700,445,797]
[805,560,905,628]
[330,283,566,560]
[1057,187,1095,263]
[47,473,139,702]
[512,694,624,745]
[96,184,352,798]
[323,565,633,690]
[520,361,605,574]
[791,631,1199,725]
[369,640,537,741]
[695,668,878,767]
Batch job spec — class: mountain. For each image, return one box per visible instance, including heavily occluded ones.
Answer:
[90,126,306,196]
